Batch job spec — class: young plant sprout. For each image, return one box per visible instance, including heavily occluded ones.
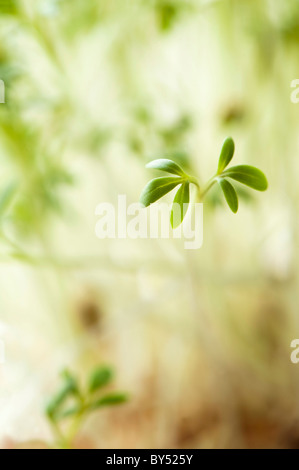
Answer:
[46,366,128,449]
[140,137,268,228]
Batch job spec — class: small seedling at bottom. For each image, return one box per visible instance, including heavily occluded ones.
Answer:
[45,366,128,449]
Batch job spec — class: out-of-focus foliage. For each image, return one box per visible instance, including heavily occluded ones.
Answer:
[46,366,127,449]
[1,0,299,450]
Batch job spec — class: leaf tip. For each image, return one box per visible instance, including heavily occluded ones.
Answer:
[218,137,235,173]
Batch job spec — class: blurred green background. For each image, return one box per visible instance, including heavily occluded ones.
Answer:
[0,0,299,449]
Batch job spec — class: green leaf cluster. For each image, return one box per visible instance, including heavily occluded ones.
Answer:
[46,366,128,424]
[140,159,192,228]
[216,137,268,213]
[140,137,268,223]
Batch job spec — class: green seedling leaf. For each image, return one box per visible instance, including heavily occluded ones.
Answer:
[217,137,235,174]
[146,159,186,177]
[56,405,82,420]
[46,385,76,420]
[140,176,183,207]
[223,165,268,191]
[88,366,113,393]
[46,370,80,420]
[89,393,128,411]
[61,369,80,395]
[170,182,190,228]
[218,178,238,213]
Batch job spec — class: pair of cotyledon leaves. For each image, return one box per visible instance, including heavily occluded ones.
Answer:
[139,137,268,228]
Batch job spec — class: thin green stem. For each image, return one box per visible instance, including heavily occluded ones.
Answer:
[187,175,200,190]
[49,419,69,449]
[198,176,217,201]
